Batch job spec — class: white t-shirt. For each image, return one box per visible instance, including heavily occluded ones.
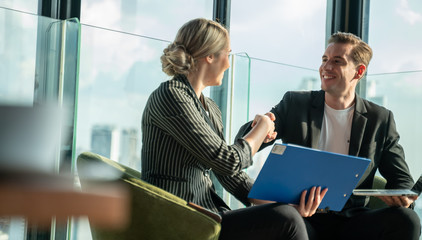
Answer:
[318,103,355,155]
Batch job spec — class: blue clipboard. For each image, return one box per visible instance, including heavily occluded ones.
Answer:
[248,143,371,211]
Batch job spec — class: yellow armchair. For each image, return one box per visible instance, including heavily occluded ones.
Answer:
[77,152,221,240]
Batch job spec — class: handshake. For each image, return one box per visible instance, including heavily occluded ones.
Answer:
[251,112,277,143]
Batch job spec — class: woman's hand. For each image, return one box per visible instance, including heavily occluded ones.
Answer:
[251,112,277,143]
[292,186,328,217]
[244,113,277,156]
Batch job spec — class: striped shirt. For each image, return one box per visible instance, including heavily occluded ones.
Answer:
[141,74,254,213]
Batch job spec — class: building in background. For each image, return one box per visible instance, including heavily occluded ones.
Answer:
[90,125,140,169]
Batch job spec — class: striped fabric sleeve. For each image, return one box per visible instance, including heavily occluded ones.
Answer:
[149,81,253,176]
[215,170,254,206]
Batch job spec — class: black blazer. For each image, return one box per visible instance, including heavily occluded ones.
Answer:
[237,90,414,212]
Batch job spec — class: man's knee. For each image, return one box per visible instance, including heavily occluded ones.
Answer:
[390,207,421,238]
[394,207,420,226]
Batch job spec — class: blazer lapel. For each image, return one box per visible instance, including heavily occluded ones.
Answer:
[205,98,224,139]
[175,75,219,134]
[310,91,325,148]
[349,95,368,156]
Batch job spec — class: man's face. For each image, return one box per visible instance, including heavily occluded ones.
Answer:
[319,42,360,98]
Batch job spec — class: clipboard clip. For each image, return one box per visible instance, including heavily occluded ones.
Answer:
[271,145,286,155]
[316,207,330,213]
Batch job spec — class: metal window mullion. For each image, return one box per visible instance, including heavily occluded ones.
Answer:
[326,0,370,97]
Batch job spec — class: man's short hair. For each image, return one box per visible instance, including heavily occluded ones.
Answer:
[328,32,373,67]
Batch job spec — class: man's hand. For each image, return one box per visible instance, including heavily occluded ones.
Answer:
[292,186,328,217]
[251,112,277,143]
[377,195,418,208]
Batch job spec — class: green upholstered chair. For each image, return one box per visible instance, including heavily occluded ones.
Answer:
[77,152,221,240]
[367,175,388,209]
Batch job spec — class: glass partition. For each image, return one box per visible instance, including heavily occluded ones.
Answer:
[219,53,251,207]
[74,24,169,171]
[243,59,320,181]
[368,0,422,179]
[0,8,81,174]
[365,72,422,180]
[225,54,320,209]
[73,2,215,238]
[368,0,422,228]
[228,0,327,210]
[225,53,251,143]
[0,7,38,106]
[72,23,172,238]
[0,7,80,240]
[366,72,422,225]
[75,0,215,171]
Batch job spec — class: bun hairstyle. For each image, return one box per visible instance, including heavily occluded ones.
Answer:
[161,18,229,76]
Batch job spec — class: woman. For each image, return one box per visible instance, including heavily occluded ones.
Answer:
[141,18,326,240]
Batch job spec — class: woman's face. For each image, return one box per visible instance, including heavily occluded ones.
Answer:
[205,42,231,86]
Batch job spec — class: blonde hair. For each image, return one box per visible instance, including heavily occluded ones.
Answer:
[161,18,229,76]
[328,32,373,67]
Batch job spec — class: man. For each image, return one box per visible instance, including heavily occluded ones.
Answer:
[237,32,420,239]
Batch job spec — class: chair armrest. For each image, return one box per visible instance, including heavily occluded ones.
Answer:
[90,178,221,240]
[187,202,222,223]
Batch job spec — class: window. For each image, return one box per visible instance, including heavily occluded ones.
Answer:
[73,2,213,238]
[75,0,214,172]
[368,0,422,225]
[80,0,212,40]
[229,0,327,208]
[0,0,38,14]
